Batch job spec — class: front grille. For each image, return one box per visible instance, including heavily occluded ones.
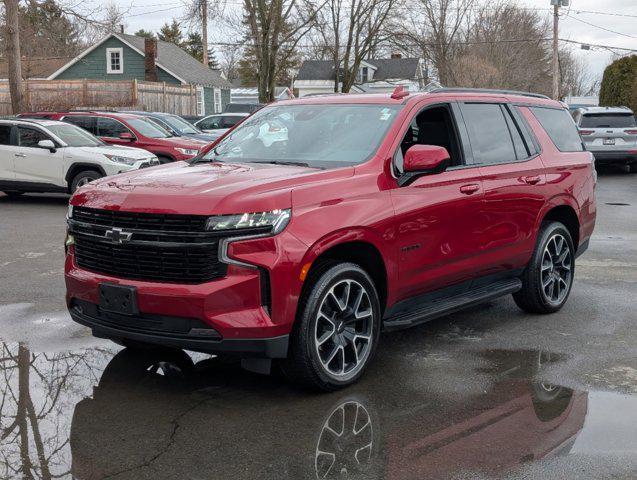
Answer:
[73,207,208,232]
[71,207,231,284]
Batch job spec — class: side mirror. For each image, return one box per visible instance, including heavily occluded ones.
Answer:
[398,145,450,187]
[38,139,56,153]
[119,132,134,141]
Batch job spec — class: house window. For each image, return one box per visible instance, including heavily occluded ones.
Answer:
[196,87,205,116]
[361,67,369,83]
[213,88,222,113]
[106,48,123,74]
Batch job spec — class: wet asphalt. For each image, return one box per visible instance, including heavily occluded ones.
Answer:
[0,169,636,479]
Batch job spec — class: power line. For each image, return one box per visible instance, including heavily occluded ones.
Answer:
[564,14,637,40]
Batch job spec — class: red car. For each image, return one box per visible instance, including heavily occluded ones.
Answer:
[19,111,207,162]
[64,88,597,390]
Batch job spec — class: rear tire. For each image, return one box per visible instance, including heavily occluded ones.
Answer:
[281,262,381,391]
[2,191,24,199]
[70,170,102,193]
[629,163,637,173]
[513,222,575,314]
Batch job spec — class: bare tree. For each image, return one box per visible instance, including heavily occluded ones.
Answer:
[2,0,24,113]
[310,0,396,93]
[242,0,321,102]
[391,0,475,86]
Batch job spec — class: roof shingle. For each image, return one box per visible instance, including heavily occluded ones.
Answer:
[117,33,231,88]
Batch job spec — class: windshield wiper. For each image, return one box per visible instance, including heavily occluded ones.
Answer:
[252,160,312,168]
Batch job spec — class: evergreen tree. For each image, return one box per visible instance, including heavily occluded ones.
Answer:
[599,56,637,113]
[134,29,155,39]
[157,19,183,46]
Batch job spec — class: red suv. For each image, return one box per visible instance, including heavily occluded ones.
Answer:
[20,111,207,162]
[64,88,597,390]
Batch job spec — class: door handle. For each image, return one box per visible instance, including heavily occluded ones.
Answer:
[459,184,480,195]
[524,175,540,185]
[14,153,26,158]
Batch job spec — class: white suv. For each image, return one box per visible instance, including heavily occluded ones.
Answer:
[0,119,159,197]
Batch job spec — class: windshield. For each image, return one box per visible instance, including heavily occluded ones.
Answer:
[46,124,103,147]
[127,118,171,138]
[200,104,401,168]
[581,113,636,128]
[161,115,200,134]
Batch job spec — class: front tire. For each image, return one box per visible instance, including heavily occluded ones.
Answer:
[514,222,575,314]
[282,262,381,391]
[70,170,102,193]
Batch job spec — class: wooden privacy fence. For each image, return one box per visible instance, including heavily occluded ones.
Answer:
[0,79,198,115]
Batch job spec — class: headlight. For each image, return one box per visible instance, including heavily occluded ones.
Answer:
[104,154,139,165]
[206,209,290,234]
[176,147,199,156]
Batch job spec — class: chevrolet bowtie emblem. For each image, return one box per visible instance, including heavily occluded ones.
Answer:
[104,227,133,244]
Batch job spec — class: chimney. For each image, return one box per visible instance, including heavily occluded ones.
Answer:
[391,52,402,59]
[119,25,124,34]
[144,38,158,82]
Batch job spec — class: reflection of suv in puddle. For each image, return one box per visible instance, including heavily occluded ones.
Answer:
[65,88,597,390]
[69,349,586,480]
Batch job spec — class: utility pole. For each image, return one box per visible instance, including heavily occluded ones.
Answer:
[201,0,209,66]
[551,0,569,100]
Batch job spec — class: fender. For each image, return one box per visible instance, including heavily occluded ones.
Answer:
[536,193,580,228]
[64,163,107,185]
[298,226,398,297]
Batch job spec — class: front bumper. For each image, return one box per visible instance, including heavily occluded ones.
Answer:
[589,150,637,165]
[69,299,288,357]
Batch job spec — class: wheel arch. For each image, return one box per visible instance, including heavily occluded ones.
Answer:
[300,236,389,315]
[65,163,106,191]
[540,202,580,250]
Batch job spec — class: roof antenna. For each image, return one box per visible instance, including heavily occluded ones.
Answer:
[391,85,409,100]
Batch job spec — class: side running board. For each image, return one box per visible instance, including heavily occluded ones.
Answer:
[383,278,522,332]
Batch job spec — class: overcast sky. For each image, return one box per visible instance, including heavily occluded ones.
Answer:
[116,0,637,86]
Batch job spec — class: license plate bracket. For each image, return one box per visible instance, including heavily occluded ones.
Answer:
[99,283,138,315]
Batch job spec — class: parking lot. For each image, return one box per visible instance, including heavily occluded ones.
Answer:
[0,170,636,479]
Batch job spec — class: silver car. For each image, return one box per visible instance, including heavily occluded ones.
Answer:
[572,106,637,172]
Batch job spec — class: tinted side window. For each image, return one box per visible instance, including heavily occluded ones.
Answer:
[97,118,129,138]
[530,107,584,152]
[221,116,241,128]
[199,117,222,129]
[461,103,516,165]
[64,116,96,134]
[503,108,529,160]
[17,127,50,147]
[0,125,11,145]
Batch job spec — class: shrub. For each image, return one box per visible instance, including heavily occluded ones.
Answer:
[599,55,637,112]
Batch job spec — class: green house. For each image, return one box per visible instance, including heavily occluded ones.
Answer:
[48,32,232,115]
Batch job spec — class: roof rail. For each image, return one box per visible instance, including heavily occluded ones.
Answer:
[430,88,550,100]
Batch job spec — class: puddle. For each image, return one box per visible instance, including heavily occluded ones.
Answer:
[0,344,635,479]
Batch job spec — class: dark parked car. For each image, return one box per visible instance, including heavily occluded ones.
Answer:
[124,111,219,142]
[223,102,264,113]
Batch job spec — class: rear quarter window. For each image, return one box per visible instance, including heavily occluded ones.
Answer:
[529,107,584,152]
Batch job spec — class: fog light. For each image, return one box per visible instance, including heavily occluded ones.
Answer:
[65,233,75,254]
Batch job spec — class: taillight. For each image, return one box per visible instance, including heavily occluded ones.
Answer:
[579,130,594,136]
[624,129,637,135]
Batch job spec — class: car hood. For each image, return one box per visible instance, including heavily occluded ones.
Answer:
[184,132,219,142]
[70,145,155,159]
[71,161,354,215]
[160,136,208,148]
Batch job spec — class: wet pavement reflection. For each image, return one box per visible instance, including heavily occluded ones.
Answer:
[1,342,636,480]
